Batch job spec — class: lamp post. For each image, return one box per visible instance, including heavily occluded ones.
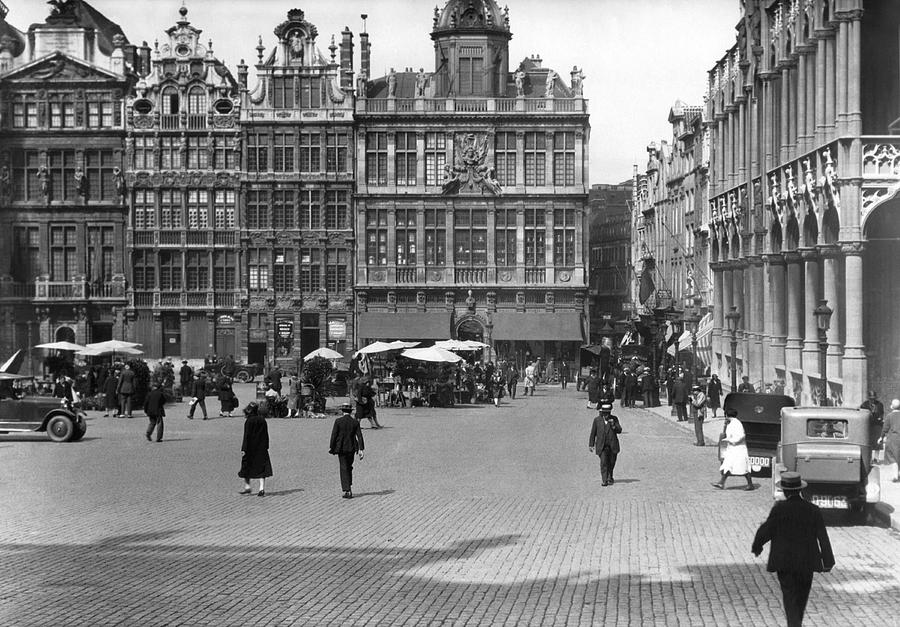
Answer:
[813,299,833,393]
[671,316,684,373]
[725,306,742,391]
[684,308,700,382]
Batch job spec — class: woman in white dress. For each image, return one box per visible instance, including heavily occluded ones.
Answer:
[712,408,755,491]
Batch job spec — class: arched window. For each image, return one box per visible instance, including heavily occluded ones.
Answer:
[187,87,206,115]
[161,87,179,115]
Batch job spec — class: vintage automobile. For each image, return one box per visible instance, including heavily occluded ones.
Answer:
[772,407,880,514]
[201,358,261,383]
[720,392,795,475]
[0,381,88,442]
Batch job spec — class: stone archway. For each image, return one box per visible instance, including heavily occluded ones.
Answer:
[456,317,484,343]
[863,198,900,396]
[55,326,76,343]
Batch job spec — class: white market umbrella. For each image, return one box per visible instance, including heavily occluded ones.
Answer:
[434,339,488,352]
[35,341,86,351]
[387,341,419,349]
[0,349,25,374]
[85,340,142,352]
[77,345,143,357]
[304,347,345,361]
[354,341,419,357]
[400,347,463,363]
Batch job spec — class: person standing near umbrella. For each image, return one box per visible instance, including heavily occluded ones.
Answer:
[103,368,119,417]
[116,363,136,418]
[238,402,273,497]
[355,377,382,429]
[491,369,505,407]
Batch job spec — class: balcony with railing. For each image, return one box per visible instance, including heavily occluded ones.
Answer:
[130,290,239,310]
[525,268,546,284]
[0,281,34,299]
[158,231,183,246]
[359,96,587,115]
[160,114,180,130]
[186,231,209,246]
[455,267,488,284]
[23,279,127,302]
[214,232,237,246]
[186,114,207,130]
[396,267,417,284]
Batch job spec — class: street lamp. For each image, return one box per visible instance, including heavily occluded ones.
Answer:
[725,306,742,391]
[671,315,684,373]
[684,308,701,381]
[813,299,833,390]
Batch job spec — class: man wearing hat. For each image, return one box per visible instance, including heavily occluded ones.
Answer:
[589,403,622,487]
[179,360,193,398]
[329,402,365,499]
[690,384,707,446]
[187,371,209,420]
[752,471,834,627]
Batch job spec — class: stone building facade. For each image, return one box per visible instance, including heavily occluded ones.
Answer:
[353,0,590,366]
[0,0,138,368]
[706,0,899,405]
[123,6,242,359]
[588,181,632,343]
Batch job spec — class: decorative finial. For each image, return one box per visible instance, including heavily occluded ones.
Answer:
[361,13,368,33]
[256,35,265,63]
[179,2,188,19]
[329,35,337,62]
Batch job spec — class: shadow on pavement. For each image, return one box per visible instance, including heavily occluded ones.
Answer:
[267,488,305,497]
[350,489,396,499]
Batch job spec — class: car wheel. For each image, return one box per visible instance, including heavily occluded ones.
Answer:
[47,415,74,442]
[235,370,252,384]
[71,420,87,442]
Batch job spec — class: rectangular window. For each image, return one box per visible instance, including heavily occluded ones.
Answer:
[12,94,38,128]
[185,251,209,291]
[365,208,388,266]
[133,189,156,229]
[273,77,294,109]
[326,131,348,173]
[84,150,116,200]
[273,132,294,172]
[48,150,77,201]
[553,208,577,266]
[246,190,269,230]
[12,150,41,200]
[158,251,183,290]
[458,54,484,96]
[454,208,487,266]
[187,136,208,169]
[159,189,183,229]
[299,189,321,229]
[366,132,388,186]
[299,132,321,172]
[396,207,417,266]
[324,190,348,230]
[132,250,155,290]
[134,136,154,170]
[395,132,417,186]
[495,132,517,187]
[299,77,322,109]
[49,224,77,281]
[247,133,269,172]
[214,190,235,229]
[272,190,295,229]
[12,226,40,282]
[49,95,75,128]
[86,93,115,128]
[300,248,321,292]
[524,207,546,266]
[553,132,576,186]
[187,189,209,229]
[160,137,181,169]
[524,132,546,186]
[495,208,518,266]
[425,133,447,187]
[87,226,115,283]
[213,134,236,170]
[213,251,236,290]
[247,248,270,291]
[424,208,446,266]
[272,247,295,292]
[325,248,348,292]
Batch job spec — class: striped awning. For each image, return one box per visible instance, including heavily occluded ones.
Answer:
[666,313,714,363]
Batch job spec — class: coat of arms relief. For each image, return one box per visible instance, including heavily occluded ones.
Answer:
[441,133,503,196]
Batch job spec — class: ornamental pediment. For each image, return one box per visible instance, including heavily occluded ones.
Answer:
[1,52,121,83]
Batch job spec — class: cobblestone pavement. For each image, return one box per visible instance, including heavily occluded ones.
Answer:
[2,385,900,626]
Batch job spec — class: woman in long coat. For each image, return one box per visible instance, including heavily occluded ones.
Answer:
[239,402,273,496]
[706,374,723,417]
[218,375,235,417]
[712,409,754,490]
[880,399,900,482]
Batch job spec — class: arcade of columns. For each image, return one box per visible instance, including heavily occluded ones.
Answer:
[706,1,865,405]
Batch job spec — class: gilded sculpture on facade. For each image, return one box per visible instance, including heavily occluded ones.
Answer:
[441,133,503,196]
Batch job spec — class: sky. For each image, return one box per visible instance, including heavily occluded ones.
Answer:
[5,0,740,184]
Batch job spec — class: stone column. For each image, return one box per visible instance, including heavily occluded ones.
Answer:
[748,256,765,387]
[797,53,807,152]
[819,243,843,378]
[738,101,747,182]
[815,37,826,144]
[415,131,426,191]
[764,254,787,373]
[836,19,848,135]
[825,35,835,138]
[848,16,862,134]
[515,132,525,191]
[722,263,734,384]
[800,248,820,404]
[780,69,790,164]
[842,240,866,406]
[783,250,803,372]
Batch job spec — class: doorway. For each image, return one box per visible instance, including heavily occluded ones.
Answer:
[162,313,181,357]
[864,199,900,395]
[248,342,267,367]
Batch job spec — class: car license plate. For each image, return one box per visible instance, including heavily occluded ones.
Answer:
[811,495,848,509]
[748,456,770,468]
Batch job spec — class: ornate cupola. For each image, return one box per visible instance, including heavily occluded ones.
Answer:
[272,8,321,68]
[430,0,512,97]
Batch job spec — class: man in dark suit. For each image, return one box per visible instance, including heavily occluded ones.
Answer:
[671,375,689,422]
[589,403,622,486]
[143,381,166,442]
[179,361,193,397]
[187,372,209,420]
[116,364,136,418]
[329,402,365,499]
[752,472,834,627]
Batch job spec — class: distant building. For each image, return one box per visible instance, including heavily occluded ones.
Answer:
[588,181,632,343]
[0,0,139,362]
[353,0,590,366]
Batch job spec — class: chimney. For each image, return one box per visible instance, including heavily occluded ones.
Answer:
[139,41,151,77]
[237,59,248,90]
[340,27,354,90]
[360,31,370,79]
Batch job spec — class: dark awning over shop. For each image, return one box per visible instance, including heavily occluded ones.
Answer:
[492,313,585,342]
[357,312,451,341]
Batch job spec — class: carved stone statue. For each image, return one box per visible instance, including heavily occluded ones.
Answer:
[74,167,87,197]
[113,167,126,199]
[356,70,368,96]
[545,70,557,97]
[415,68,428,97]
[37,165,50,200]
[570,66,585,96]
[0,165,10,202]
[465,290,476,313]
[514,69,525,96]
[387,68,397,97]
[442,133,503,197]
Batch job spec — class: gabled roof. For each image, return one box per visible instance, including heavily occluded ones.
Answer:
[0,50,123,81]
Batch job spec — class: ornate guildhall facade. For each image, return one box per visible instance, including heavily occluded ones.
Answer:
[354,0,590,365]
[706,0,899,405]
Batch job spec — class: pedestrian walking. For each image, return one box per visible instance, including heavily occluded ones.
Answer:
[640,368,654,407]
[712,408,755,490]
[751,471,834,627]
[506,364,519,399]
[672,375,689,422]
[622,368,637,408]
[143,381,166,442]
[559,359,570,389]
[355,377,382,429]
[217,375,236,417]
[103,369,119,417]
[861,390,885,457]
[589,403,622,487]
[238,402,273,496]
[690,384,707,446]
[706,374,722,417]
[116,363,136,418]
[287,372,301,417]
[586,369,600,409]
[491,371,505,407]
[879,399,900,482]
[738,375,756,393]
[187,372,209,420]
[179,360,193,398]
[329,401,365,499]
[523,361,536,396]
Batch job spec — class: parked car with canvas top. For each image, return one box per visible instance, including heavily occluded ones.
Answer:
[720,392,795,475]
